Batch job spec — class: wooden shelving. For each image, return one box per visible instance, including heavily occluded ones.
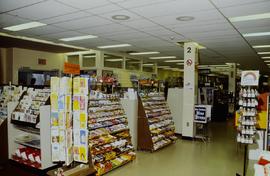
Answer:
[137,92,177,152]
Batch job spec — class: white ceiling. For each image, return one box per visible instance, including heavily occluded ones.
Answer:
[0,0,270,72]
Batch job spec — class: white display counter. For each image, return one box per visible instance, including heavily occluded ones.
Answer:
[167,88,183,134]
[121,98,138,150]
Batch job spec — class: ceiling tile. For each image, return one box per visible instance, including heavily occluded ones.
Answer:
[211,0,267,8]
[220,1,270,17]
[40,31,85,40]
[53,16,113,30]
[0,14,30,28]
[40,11,91,25]
[234,19,270,32]
[0,0,45,13]
[98,9,141,21]
[87,4,124,15]
[15,25,66,37]
[78,23,132,35]
[56,0,110,10]
[8,0,77,20]
[130,0,215,18]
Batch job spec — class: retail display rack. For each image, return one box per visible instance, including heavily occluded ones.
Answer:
[88,91,136,176]
[237,87,259,144]
[265,96,270,151]
[7,88,55,170]
[137,92,177,151]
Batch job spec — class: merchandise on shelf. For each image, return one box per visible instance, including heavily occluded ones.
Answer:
[88,91,136,176]
[73,77,89,163]
[50,77,73,165]
[12,146,41,169]
[11,88,50,127]
[237,87,259,144]
[138,92,177,151]
[0,85,25,120]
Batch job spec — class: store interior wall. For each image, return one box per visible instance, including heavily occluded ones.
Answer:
[158,69,183,80]
[12,48,65,84]
[0,48,13,84]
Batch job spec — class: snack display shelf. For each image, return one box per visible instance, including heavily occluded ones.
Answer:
[88,91,135,176]
[137,92,177,152]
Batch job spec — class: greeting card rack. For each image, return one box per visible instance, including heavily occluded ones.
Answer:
[137,92,177,152]
[88,91,136,176]
[8,102,55,170]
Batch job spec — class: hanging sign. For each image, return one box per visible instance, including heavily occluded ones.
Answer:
[241,70,259,86]
[64,62,80,75]
[186,58,193,66]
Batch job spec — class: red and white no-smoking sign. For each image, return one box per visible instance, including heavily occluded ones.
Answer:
[186,59,193,66]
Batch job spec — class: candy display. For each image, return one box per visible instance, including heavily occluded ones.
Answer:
[88,91,135,176]
[138,92,177,151]
[237,87,259,144]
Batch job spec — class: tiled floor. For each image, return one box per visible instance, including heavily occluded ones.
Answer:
[1,120,255,176]
[107,120,249,176]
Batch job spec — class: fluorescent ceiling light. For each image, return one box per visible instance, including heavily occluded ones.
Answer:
[164,60,184,63]
[258,52,270,55]
[149,56,176,60]
[129,51,160,55]
[264,60,270,62]
[243,32,270,37]
[176,63,184,65]
[262,56,270,59]
[143,63,154,66]
[106,58,123,62]
[83,55,95,58]
[253,45,270,48]
[59,35,97,41]
[157,66,170,68]
[3,22,47,31]
[97,44,131,49]
[229,13,270,22]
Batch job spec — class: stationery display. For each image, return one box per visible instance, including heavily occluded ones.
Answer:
[137,92,177,151]
[0,85,25,123]
[73,77,89,163]
[50,77,73,165]
[88,91,136,176]
[11,88,50,128]
[12,146,41,169]
[237,87,259,144]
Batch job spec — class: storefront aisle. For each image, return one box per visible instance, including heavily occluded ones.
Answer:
[107,120,245,176]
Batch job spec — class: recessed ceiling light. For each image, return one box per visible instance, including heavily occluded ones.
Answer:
[97,44,131,49]
[112,15,130,20]
[176,16,195,21]
[59,35,98,41]
[253,45,270,48]
[229,12,270,22]
[3,22,47,31]
[243,32,270,37]
[149,56,177,60]
[262,56,270,59]
[106,58,123,62]
[164,60,184,63]
[258,52,270,55]
[129,51,160,55]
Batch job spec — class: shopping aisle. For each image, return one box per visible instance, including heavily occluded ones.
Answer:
[107,120,244,176]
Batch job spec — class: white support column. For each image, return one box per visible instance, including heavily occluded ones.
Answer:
[182,42,199,138]
[227,63,237,114]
